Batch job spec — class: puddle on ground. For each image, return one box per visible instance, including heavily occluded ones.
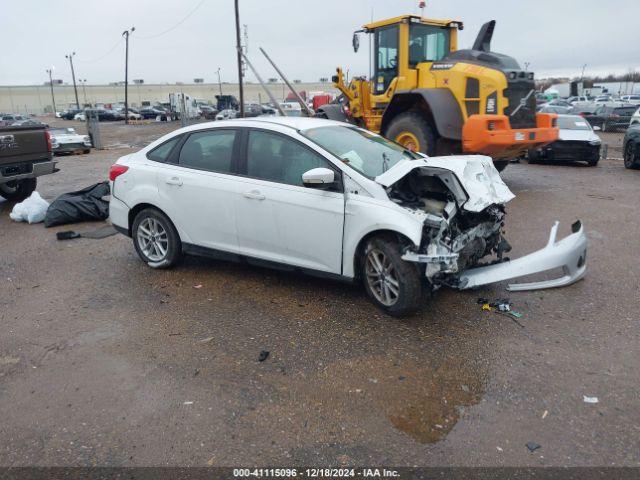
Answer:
[386,357,484,443]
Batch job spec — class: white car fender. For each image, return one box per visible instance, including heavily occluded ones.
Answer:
[341,194,424,278]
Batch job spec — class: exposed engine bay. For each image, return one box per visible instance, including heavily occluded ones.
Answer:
[386,166,511,285]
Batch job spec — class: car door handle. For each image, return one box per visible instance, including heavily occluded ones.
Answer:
[243,190,265,200]
[165,177,183,186]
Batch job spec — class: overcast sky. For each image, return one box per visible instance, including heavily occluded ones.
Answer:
[1,0,639,86]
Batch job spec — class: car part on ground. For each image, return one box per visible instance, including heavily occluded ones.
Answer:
[457,221,587,291]
[109,117,587,316]
[44,182,110,227]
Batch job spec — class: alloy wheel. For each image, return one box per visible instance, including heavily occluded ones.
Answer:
[137,217,169,262]
[365,248,400,307]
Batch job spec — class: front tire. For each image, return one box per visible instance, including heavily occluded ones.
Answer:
[385,112,437,155]
[0,178,37,202]
[624,141,640,169]
[132,208,182,268]
[361,236,423,317]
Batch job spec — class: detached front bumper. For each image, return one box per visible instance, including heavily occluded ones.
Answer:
[462,113,559,159]
[457,221,587,291]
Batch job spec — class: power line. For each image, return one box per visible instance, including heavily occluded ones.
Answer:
[134,0,207,40]
[76,38,123,63]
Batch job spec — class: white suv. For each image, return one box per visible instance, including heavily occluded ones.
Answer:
[109,117,587,315]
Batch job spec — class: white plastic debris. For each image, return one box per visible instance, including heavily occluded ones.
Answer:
[9,192,50,224]
[583,395,599,404]
[183,401,194,405]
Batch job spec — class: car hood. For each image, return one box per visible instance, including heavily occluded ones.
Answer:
[375,155,515,212]
[558,128,600,142]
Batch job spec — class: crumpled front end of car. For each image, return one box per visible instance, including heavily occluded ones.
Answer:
[379,156,587,291]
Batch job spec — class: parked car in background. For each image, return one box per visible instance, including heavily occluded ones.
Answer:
[538,105,573,114]
[139,107,167,120]
[116,108,142,120]
[567,96,589,104]
[73,111,86,121]
[10,119,48,128]
[49,127,92,155]
[0,114,25,126]
[587,104,637,132]
[622,124,640,169]
[629,107,640,126]
[108,117,587,315]
[199,105,219,120]
[60,109,84,120]
[215,109,237,120]
[594,95,613,104]
[528,115,601,166]
[573,104,600,120]
[620,95,640,105]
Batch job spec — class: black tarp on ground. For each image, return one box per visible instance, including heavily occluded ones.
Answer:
[44,182,110,228]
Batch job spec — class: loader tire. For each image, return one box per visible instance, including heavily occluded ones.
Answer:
[385,112,437,156]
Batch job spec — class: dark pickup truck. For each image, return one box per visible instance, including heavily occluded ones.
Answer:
[0,125,56,201]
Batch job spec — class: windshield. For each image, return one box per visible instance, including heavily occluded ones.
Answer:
[557,117,591,130]
[301,126,420,177]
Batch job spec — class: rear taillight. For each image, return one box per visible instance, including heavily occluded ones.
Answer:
[109,164,129,181]
[45,130,52,153]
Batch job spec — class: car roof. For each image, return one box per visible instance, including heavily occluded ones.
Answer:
[179,116,347,134]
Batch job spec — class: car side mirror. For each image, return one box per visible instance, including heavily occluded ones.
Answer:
[352,32,360,53]
[302,167,335,187]
[593,125,601,131]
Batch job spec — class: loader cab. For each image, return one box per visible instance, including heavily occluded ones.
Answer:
[361,15,460,96]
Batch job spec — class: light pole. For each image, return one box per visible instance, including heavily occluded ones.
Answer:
[524,62,530,73]
[65,52,80,109]
[122,27,135,124]
[234,0,244,117]
[581,64,587,82]
[80,79,88,106]
[46,67,57,115]
[216,68,223,95]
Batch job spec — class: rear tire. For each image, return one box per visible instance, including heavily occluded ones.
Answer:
[624,141,640,169]
[360,236,423,317]
[132,208,182,269]
[385,112,437,156]
[0,178,37,202]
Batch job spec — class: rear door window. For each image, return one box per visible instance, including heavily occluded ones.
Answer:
[178,129,236,173]
[147,136,181,162]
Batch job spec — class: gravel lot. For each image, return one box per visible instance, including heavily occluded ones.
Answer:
[0,120,638,467]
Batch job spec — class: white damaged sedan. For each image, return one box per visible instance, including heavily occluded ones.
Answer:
[109,117,587,316]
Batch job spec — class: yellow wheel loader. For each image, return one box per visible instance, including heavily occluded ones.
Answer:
[317,15,558,170]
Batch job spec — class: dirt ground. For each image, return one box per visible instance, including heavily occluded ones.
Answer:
[0,119,638,467]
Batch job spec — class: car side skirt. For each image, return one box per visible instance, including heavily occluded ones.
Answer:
[182,243,355,284]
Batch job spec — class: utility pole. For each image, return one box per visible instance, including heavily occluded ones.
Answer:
[80,79,88,105]
[580,64,587,82]
[216,68,223,95]
[524,62,530,73]
[65,52,80,109]
[234,0,244,117]
[122,27,135,124]
[46,68,57,115]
